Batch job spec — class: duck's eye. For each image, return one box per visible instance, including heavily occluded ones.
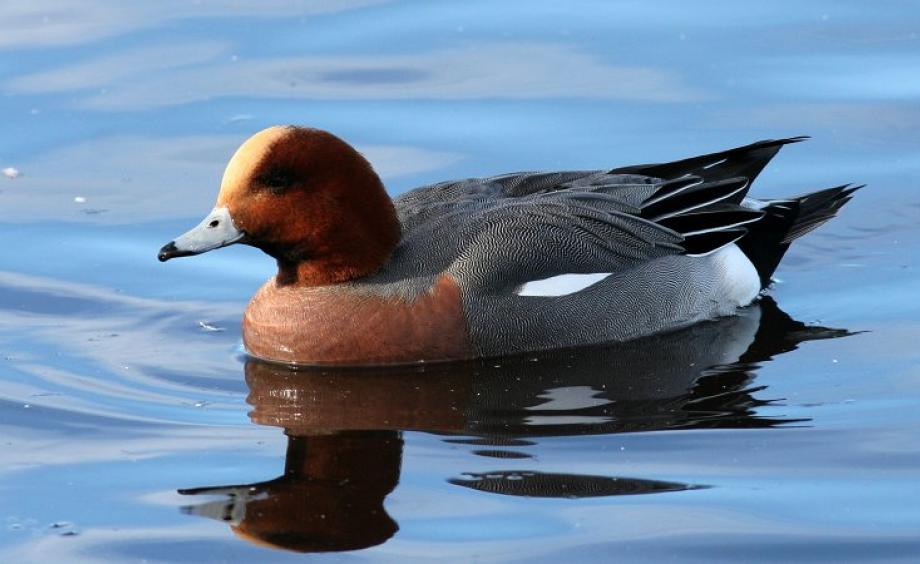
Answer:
[256,166,296,194]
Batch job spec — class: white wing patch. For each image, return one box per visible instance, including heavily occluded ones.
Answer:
[516,272,612,297]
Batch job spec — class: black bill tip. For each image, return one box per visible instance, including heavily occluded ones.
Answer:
[158,241,195,262]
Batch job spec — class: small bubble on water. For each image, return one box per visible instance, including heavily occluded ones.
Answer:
[3,167,20,179]
[73,196,86,204]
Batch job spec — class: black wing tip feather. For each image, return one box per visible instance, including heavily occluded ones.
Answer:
[658,207,764,236]
[641,177,750,221]
[609,135,810,186]
[744,135,811,149]
[767,135,810,145]
[637,176,763,256]
[682,229,747,256]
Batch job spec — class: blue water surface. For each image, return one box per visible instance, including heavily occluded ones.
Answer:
[0,1,918,562]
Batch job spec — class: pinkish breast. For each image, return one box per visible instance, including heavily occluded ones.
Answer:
[242,274,474,365]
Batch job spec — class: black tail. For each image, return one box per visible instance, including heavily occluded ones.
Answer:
[737,185,862,288]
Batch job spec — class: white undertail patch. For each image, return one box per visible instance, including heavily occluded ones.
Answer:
[517,272,612,297]
[713,243,760,306]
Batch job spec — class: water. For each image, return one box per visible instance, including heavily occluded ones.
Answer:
[1,1,918,561]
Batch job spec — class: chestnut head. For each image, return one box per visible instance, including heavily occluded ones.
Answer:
[159,126,400,285]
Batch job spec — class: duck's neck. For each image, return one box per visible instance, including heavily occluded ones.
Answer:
[275,254,386,287]
[274,196,401,288]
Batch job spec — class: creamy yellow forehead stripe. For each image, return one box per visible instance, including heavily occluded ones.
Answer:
[217,126,291,205]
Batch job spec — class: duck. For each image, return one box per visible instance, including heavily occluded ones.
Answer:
[158,126,858,366]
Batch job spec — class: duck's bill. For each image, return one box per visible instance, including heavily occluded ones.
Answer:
[158,207,245,262]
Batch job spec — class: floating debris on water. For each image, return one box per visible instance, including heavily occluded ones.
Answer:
[2,167,20,179]
[198,321,225,332]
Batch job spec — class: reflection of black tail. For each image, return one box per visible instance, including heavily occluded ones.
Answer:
[738,185,861,287]
[740,295,854,364]
[689,296,854,429]
[450,471,704,498]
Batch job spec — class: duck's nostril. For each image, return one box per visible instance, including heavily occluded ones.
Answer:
[209,220,219,228]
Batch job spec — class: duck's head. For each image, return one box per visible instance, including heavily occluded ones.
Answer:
[158,126,400,285]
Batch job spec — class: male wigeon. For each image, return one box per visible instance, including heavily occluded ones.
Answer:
[159,126,858,365]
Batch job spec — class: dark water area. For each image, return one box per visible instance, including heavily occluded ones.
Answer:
[1,1,919,562]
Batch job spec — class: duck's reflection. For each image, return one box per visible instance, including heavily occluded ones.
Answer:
[181,431,401,553]
[179,297,849,553]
